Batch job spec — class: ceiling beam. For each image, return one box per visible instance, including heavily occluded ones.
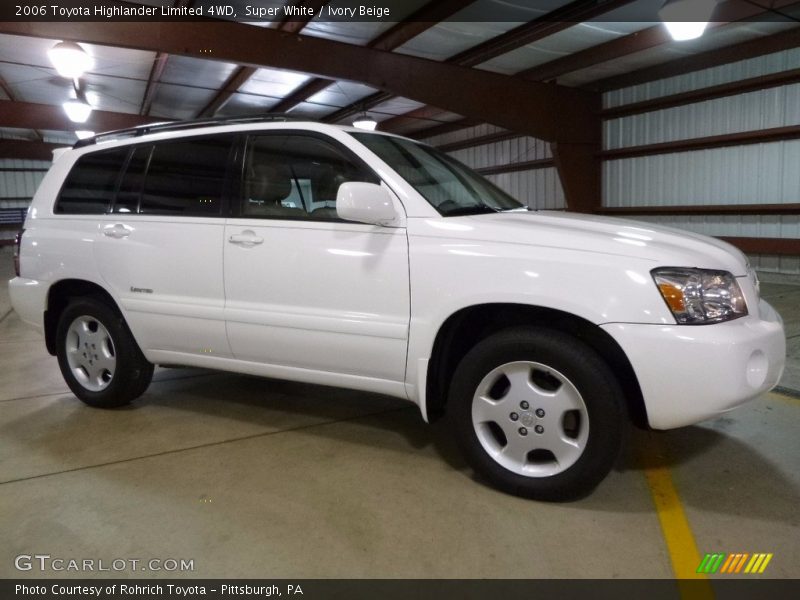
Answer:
[138,0,196,116]
[398,1,800,140]
[197,66,258,118]
[438,130,525,153]
[376,107,469,136]
[521,0,800,83]
[408,118,482,140]
[271,0,475,114]
[0,100,160,132]
[270,77,335,113]
[140,52,169,116]
[277,0,330,34]
[446,0,637,68]
[0,21,598,144]
[323,91,392,124]
[0,73,44,141]
[517,24,675,83]
[0,76,16,104]
[196,0,325,118]
[369,0,476,52]
[594,25,800,91]
[328,0,637,126]
[0,140,63,161]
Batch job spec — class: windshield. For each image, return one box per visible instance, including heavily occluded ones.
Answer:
[351,133,524,216]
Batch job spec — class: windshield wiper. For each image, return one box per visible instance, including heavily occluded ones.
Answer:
[442,205,500,216]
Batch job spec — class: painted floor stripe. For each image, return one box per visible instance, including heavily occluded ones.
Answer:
[770,390,800,405]
[639,432,715,599]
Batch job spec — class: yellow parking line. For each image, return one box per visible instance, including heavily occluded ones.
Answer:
[769,390,799,405]
[639,433,715,599]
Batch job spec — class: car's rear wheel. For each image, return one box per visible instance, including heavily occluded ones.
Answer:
[449,327,624,501]
[56,298,153,408]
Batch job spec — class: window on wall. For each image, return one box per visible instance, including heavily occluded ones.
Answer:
[55,147,129,214]
[139,136,234,216]
[241,134,379,220]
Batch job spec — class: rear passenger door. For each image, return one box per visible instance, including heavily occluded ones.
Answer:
[93,135,237,359]
[223,132,410,385]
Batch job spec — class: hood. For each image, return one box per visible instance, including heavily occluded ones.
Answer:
[450,210,749,276]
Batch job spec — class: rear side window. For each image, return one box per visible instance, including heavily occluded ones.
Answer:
[140,136,234,216]
[55,148,129,214]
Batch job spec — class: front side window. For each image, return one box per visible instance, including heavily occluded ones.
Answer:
[55,147,129,214]
[140,136,234,216]
[352,133,523,216]
[240,134,378,220]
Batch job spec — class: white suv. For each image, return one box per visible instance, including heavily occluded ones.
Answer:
[9,117,786,500]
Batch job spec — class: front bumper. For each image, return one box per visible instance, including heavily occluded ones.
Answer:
[602,299,785,430]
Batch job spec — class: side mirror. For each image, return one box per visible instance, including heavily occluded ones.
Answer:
[336,182,400,226]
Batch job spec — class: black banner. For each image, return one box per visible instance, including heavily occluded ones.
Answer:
[3,579,800,600]
[3,0,799,23]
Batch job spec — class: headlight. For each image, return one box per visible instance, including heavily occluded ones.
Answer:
[652,268,748,325]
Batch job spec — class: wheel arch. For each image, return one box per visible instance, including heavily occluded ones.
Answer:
[44,279,123,356]
[424,303,648,428]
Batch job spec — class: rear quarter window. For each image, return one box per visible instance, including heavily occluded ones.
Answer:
[55,148,129,214]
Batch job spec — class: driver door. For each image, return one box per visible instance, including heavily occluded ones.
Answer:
[223,132,410,386]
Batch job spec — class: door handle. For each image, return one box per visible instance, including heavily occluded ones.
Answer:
[103,224,132,239]
[228,231,264,246]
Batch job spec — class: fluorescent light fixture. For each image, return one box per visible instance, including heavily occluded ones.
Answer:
[659,0,717,41]
[662,21,709,41]
[353,115,378,131]
[48,41,94,78]
[63,100,92,124]
[75,130,95,140]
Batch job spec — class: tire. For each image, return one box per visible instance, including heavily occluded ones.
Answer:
[449,327,624,501]
[55,297,154,408]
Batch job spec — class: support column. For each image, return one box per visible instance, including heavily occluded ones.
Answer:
[551,92,602,213]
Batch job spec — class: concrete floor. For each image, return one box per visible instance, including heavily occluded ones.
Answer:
[1,250,798,579]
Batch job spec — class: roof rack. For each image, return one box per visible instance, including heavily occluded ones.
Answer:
[72,113,316,148]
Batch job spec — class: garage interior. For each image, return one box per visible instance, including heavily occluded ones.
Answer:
[1,0,799,581]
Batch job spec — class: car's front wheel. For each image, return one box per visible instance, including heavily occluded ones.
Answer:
[449,327,625,501]
[56,297,153,408]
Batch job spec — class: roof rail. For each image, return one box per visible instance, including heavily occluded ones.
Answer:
[73,113,315,148]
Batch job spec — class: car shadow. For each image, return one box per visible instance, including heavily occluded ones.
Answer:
[138,372,798,513]
[4,370,796,517]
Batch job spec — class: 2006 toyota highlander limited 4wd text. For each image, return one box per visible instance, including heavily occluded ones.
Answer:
[9,117,786,500]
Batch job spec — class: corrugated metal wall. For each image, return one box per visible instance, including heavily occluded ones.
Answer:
[0,160,48,206]
[605,85,800,149]
[604,143,800,206]
[604,48,800,107]
[423,123,566,210]
[0,158,50,244]
[603,47,800,275]
[625,214,800,273]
